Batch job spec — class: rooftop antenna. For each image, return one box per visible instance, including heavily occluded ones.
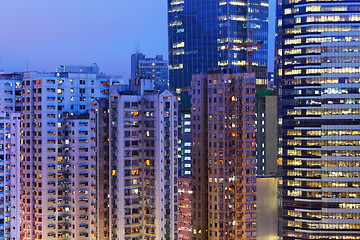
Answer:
[136,44,140,54]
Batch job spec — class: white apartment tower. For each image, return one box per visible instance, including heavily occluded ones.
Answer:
[108,79,178,240]
[20,68,113,240]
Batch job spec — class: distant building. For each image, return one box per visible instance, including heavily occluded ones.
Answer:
[191,71,257,240]
[267,72,274,89]
[107,79,178,239]
[131,52,169,91]
[56,63,99,73]
[0,113,21,240]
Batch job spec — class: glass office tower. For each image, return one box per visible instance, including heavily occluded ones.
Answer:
[277,0,360,239]
[168,0,268,90]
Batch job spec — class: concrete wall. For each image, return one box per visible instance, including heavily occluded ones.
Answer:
[256,177,279,240]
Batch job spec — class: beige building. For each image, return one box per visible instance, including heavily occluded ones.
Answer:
[256,177,279,240]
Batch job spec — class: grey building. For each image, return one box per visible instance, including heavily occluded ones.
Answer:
[131,52,169,92]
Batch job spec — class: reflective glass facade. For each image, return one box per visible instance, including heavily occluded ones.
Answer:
[277,0,360,239]
[168,0,268,90]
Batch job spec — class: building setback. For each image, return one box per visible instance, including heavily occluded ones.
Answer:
[277,0,360,239]
[107,79,178,240]
[131,52,169,92]
[191,71,257,240]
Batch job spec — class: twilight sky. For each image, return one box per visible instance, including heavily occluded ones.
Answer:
[0,0,275,79]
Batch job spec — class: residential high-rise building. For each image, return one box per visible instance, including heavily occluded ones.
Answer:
[277,1,360,239]
[20,66,120,240]
[0,113,21,240]
[131,52,169,91]
[107,79,178,240]
[191,71,257,240]
[168,0,269,90]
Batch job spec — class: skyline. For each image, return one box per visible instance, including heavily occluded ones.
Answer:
[0,0,276,79]
[0,0,358,239]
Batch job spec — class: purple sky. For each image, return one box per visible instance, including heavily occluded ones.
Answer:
[0,0,275,79]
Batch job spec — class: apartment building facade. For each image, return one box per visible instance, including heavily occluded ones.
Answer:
[108,80,178,240]
[20,68,113,240]
[191,71,257,240]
